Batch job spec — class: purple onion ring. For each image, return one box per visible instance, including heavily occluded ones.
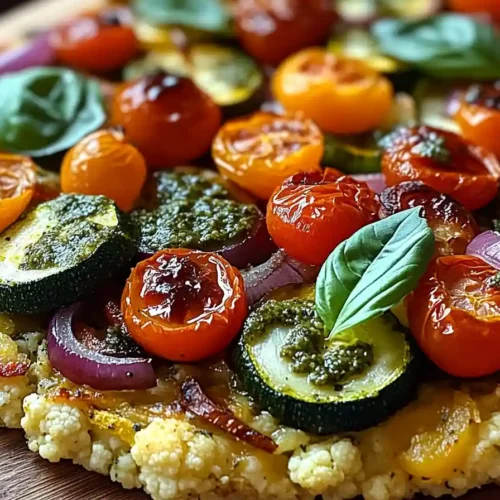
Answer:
[466,231,500,270]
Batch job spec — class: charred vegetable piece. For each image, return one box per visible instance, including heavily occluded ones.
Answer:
[234,299,417,434]
[181,378,277,453]
[124,44,265,117]
[0,194,136,314]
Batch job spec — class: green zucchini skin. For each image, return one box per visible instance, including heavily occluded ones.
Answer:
[0,195,137,314]
[233,312,419,435]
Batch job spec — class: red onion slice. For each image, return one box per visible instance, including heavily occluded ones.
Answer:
[466,231,500,270]
[0,34,55,75]
[242,249,319,306]
[48,303,156,391]
[352,173,387,194]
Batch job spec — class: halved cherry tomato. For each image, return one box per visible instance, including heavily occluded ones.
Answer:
[212,111,323,200]
[455,82,500,158]
[408,255,500,378]
[381,125,500,211]
[0,154,36,233]
[121,249,247,362]
[272,48,394,134]
[112,71,222,169]
[379,181,479,256]
[448,0,500,22]
[233,0,336,65]
[267,168,379,265]
[50,7,138,72]
[61,128,147,212]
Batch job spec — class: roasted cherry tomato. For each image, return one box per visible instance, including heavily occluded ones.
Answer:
[233,0,336,65]
[122,249,247,362]
[448,0,500,22]
[381,125,500,211]
[267,168,379,265]
[50,8,138,73]
[0,154,36,233]
[31,166,60,205]
[112,72,222,169]
[61,129,147,212]
[212,111,323,200]
[272,49,393,134]
[409,255,500,378]
[379,181,479,256]
[455,82,500,158]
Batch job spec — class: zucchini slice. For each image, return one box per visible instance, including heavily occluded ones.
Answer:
[0,194,136,314]
[125,44,265,117]
[234,299,418,435]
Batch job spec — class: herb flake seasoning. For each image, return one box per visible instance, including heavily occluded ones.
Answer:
[411,130,451,164]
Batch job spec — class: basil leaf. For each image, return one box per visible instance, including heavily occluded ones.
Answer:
[316,208,434,335]
[134,0,233,35]
[0,68,105,157]
[372,14,500,79]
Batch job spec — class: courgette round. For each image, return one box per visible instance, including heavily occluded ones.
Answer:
[0,194,137,314]
[233,299,418,435]
[124,44,265,117]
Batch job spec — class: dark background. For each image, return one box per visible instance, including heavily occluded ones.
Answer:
[1,0,30,14]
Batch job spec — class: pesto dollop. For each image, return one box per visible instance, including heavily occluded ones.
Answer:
[19,194,130,271]
[134,171,259,254]
[246,299,374,387]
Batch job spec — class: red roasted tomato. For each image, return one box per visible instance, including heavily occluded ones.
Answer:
[266,168,380,266]
[455,82,500,159]
[112,71,222,169]
[233,0,336,65]
[409,255,500,378]
[50,8,138,73]
[379,181,479,256]
[122,249,247,362]
[381,125,500,211]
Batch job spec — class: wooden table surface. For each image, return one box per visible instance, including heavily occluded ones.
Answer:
[0,1,500,499]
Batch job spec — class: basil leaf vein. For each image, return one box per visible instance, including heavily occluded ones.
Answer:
[316,208,434,335]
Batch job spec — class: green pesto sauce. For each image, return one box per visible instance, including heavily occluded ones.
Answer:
[20,195,121,271]
[134,171,259,253]
[246,299,374,387]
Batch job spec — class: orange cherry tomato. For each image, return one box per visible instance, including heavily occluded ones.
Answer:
[61,128,147,212]
[448,0,500,22]
[0,154,36,233]
[455,83,500,158]
[267,168,380,265]
[50,8,138,72]
[409,255,500,378]
[212,111,323,200]
[272,49,394,134]
[112,72,222,169]
[379,181,479,256]
[233,0,336,65]
[122,249,247,362]
[381,125,500,211]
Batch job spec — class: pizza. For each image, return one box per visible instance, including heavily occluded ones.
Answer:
[2,1,500,500]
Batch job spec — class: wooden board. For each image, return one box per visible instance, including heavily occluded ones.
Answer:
[0,1,499,499]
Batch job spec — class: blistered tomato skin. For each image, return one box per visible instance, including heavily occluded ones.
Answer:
[455,83,500,158]
[0,154,36,233]
[50,8,138,72]
[272,49,394,134]
[233,0,336,65]
[408,255,500,378]
[61,129,147,212]
[267,168,380,266]
[121,249,247,362]
[112,72,222,169]
[212,111,323,200]
[381,125,500,211]
[379,181,479,256]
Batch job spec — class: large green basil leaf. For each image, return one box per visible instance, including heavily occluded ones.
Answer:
[134,0,233,35]
[0,68,105,157]
[316,208,434,335]
[372,14,500,79]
